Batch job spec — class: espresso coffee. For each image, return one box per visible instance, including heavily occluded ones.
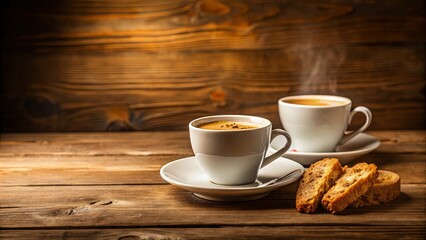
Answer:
[284,98,344,106]
[198,120,260,130]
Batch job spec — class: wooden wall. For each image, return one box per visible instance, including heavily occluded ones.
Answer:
[1,0,425,132]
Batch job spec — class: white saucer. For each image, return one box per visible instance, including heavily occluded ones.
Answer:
[160,156,304,201]
[269,133,380,166]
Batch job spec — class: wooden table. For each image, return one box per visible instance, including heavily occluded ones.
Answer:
[0,130,425,239]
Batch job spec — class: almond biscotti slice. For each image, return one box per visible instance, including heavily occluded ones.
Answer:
[350,170,400,208]
[296,158,343,213]
[322,162,378,214]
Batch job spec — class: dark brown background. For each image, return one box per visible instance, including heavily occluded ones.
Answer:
[1,0,425,132]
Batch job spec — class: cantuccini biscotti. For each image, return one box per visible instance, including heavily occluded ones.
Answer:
[296,158,343,213]
[322,162,378,214]
[350,170,400,208]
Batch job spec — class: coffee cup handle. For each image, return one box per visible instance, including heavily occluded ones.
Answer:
[260,129,292,168]
[339,106,372,145]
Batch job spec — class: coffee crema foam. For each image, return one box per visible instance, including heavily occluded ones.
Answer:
[284,98,345,106]
[198,120,260,130]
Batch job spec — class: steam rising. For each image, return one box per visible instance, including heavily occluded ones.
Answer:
[297,45,346,94]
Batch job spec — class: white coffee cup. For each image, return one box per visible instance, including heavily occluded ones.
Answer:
[278,95,372,152]
[189,115,292,185]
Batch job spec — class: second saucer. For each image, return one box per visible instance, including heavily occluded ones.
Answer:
[269,133,380,166]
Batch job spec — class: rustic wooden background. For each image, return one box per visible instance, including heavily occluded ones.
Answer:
[1,0,425,132]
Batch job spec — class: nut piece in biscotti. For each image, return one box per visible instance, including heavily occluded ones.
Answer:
[350,170,400,208]
[322,162,378,214]
[295,158,343,213]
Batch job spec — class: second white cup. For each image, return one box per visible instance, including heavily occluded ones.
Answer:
[278,95,372,152]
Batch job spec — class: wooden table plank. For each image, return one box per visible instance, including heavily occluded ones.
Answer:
[0,155,174,186]
[0,130,424,239]
[0,184,424,228]
[0,130,424,186]
[375,130,426,153]
[1,131,424,157]
[1,226,425,240]
[0,132,192,157]
[0,153,424,186]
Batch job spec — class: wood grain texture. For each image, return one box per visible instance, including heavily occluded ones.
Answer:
[2,226,425,240]
[0,131,424,238]
[0,131,192,156]
[0,184,424,228]
[0,131,424,186]
[0,153,424,186]
[1,130,424,156]
[3,0,425,51]
[1,130,423,161]
[0,155,173,186]
[1,0,425,131]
